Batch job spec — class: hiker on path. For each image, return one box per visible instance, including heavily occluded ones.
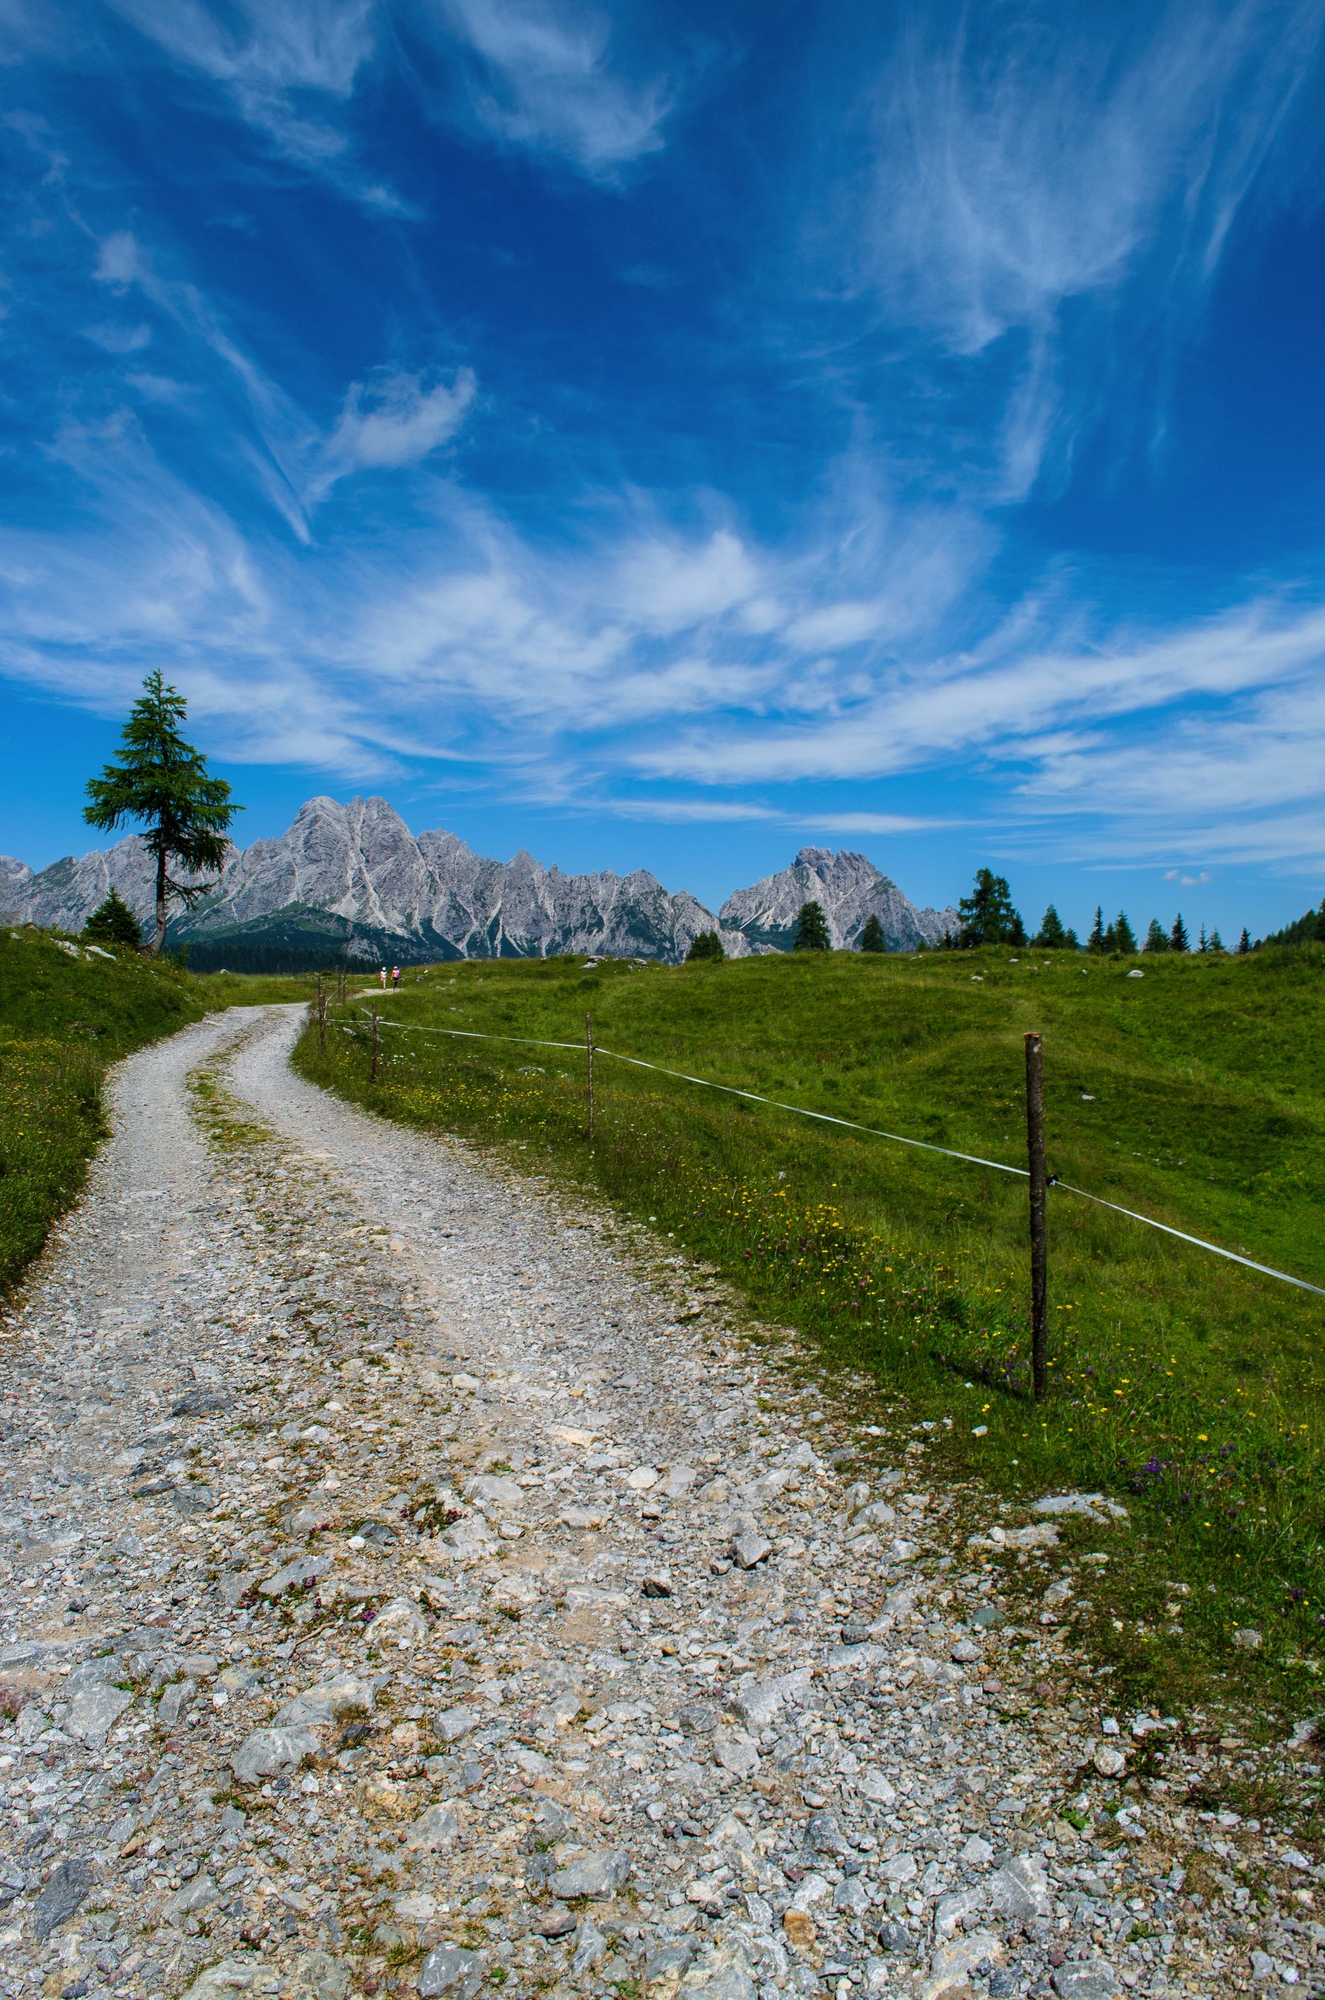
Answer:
[379,967,387,990]
[392,965,401,989]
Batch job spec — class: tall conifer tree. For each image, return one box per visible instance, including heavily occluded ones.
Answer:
[84,672,240,955]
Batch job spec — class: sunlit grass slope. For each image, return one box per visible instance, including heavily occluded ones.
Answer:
[294,944,1325,1711]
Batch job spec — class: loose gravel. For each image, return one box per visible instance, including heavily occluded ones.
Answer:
[1,1007,1319,2000]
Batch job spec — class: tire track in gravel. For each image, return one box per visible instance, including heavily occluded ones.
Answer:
[0,1006,1292,2000]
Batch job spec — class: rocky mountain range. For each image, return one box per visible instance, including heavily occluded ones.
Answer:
[720,846,957,952]
[0,796,958,969]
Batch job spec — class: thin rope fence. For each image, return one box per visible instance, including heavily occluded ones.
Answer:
[337,1010,1325,1300]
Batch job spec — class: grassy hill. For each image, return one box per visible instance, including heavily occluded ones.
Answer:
[0,928,320,1294]
[294,943,1325,1714]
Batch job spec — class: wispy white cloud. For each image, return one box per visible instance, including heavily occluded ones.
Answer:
[865,0,1325,352]
[310,367,478,499]
[846,0,1325,494]
[89,228,478,527]
[430,0,674,173]
[83,320,151,353]
[7,363,1325,869]
[798,811,944,835]
[102,0,405,208]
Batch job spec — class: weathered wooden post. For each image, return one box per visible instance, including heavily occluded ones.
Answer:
[371,1004,380,1083]
[1025,1030,1048,1402]
[586,1011,595,1144]
[317,973,326,1053]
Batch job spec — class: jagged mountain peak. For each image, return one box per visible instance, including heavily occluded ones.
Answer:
[0,803,954,967]
[721,845,958,953]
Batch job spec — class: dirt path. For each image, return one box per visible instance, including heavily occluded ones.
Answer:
[0,1007,1299,2000]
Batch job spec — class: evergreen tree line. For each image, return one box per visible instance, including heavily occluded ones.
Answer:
[940,869,1250,955]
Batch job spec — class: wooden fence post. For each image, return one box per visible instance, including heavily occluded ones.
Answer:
[371,1004,379,1083]
[586,1011,595,1144]
[317,974,326,1053]
[1025,1030,1048,1402]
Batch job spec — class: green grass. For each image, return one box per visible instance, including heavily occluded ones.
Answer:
[291,943,1325,1719]
[0,927,325,1294]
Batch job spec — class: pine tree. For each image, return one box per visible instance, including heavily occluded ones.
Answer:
[1144,919,1168,953]
[1197,923,1208,953]
[1064,927,1081,950]
[1113,912,1137,954]
[84,671,240,955]
[1033,904,1068,949]
[686,930,725,962]
[1102,920,1118,953]
[1086,906,1107,953]
[1208,928,1225,952]
[859,913,886,953]
[792,900,831,952]
[957,869,1024,947]
[82,890,143,950]
[1238,928,1251,954]
[1170,913,1190,953]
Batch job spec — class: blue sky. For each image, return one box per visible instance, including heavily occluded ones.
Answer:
[3,0,1325,940]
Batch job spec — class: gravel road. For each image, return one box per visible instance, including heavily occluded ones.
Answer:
[0,1007,1314,2000]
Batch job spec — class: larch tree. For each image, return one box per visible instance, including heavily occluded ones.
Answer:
[84,671,240,955]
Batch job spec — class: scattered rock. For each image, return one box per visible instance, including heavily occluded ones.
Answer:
[403,1802,459,1850]
[1051,1961,1121,1999]
[258,1555,330,1597]
[988,1855,1051,1923]
[921,1931,1005,2000]
[31,1858,92,1940]
[162,1874,219,1925]
[66,1682,132,1747]
[547,1848,632,1899]
[537,1904,577,1938]
[230,1724,320,1786]
[366,1595,430,1646]
[1031,1493,1128,1521]
[418,1946,483,2000]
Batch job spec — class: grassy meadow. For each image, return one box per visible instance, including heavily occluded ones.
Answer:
[293,943,1325,1718]
[0,927,320,1293]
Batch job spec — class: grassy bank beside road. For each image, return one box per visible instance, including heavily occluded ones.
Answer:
[294,944,1325,1719]
[0,930,318,1295]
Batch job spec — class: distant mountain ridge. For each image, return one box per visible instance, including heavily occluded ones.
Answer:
[720,846,958,952]
[0,796,958,969]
